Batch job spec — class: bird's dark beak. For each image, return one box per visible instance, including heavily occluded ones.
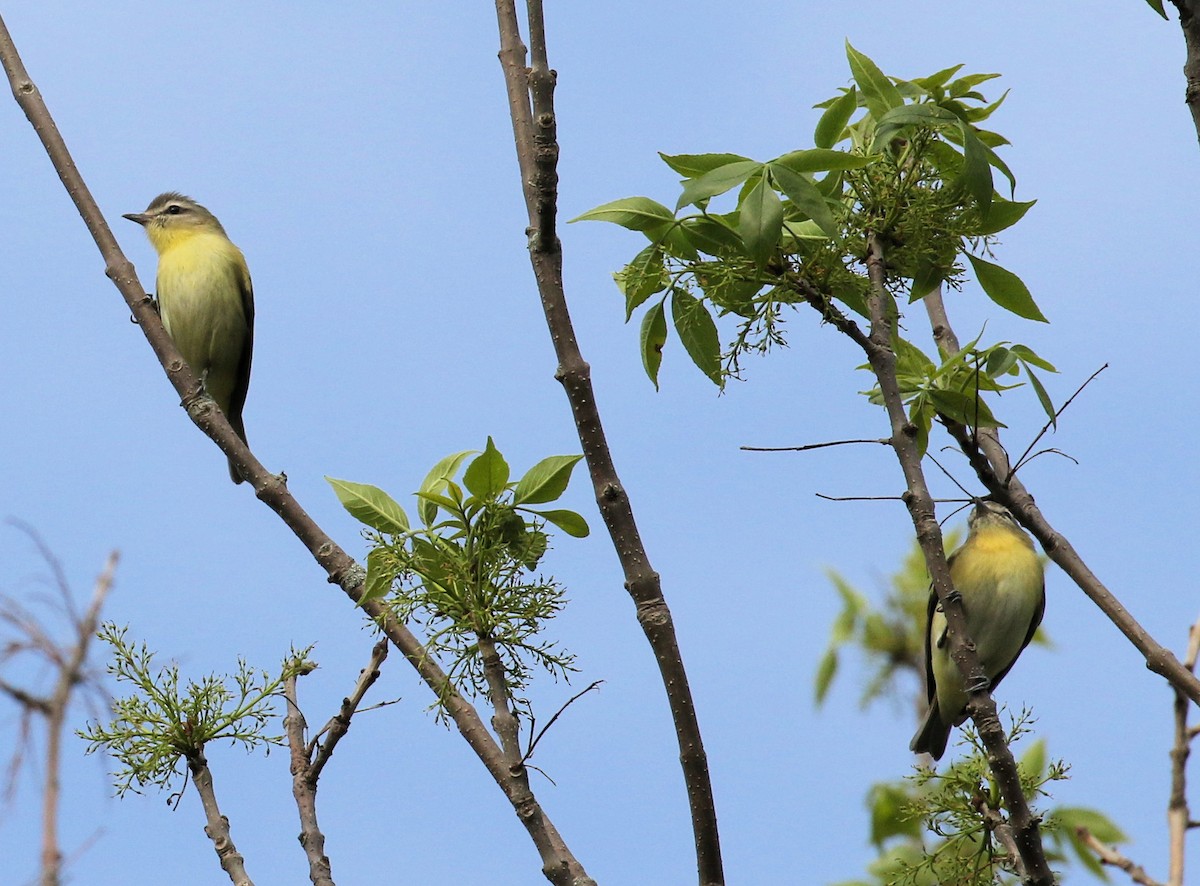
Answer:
[122,212,150,226]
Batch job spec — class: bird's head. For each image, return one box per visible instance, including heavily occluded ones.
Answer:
[123,192,226,252]
[967,499,1023,534]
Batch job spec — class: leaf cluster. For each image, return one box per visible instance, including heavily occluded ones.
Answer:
[574,43,1057,451]
[327,439,589,713]
[835,721,1125,886]
[78,624,307,797]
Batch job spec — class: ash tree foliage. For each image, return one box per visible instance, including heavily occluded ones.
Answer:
[79,625,309,797]
[578,43,1127,884]
[575,42,1057,457]
[327,438,589,713]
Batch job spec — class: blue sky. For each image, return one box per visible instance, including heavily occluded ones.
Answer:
[1,2,1195,884]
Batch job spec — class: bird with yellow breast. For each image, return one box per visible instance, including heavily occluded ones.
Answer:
[124,193,254,484]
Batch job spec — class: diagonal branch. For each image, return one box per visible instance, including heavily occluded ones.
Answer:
[802,237,1053,883]
[0,14,583,881]
[922,288,1200,705]
[494,3,723,883]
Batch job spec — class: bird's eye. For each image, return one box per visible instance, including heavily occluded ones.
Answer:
[166,204,182,215]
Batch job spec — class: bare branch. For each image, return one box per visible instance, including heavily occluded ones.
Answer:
[494,1,718,882]
[185,749,255,886]
[740,438,889,452]
[1008,364,1107,478]
[1078,826,1165,886]
[309,639,389,780]
[524,680,604,762]
[283,668,333,886]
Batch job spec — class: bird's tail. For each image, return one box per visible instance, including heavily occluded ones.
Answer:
[909,702,951,761]
[228,415,248,485]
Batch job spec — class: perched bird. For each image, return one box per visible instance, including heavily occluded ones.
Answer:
[910,500,1045,760]
[124,193,254,483]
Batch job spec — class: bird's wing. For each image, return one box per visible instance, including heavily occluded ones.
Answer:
[227,263,254,436]
[988,577,1046,692]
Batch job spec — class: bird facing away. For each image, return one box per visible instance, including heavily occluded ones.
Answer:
[123,193,254,484]
[910,500,1045,760]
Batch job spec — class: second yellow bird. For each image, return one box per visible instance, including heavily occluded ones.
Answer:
[910,500,1045,760]
[124,193,254,484]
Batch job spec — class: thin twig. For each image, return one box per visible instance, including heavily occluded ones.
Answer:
[524,680,604,761]
[307,640,389,778]
[740,438,889,452]
[1008,364,1107,479]
[39,551,116,886]
[1078,826,1165,886]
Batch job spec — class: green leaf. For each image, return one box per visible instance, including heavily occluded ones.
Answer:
[845,41,903,119]
[671,289,723,386]
[909,260,945,303]
[1019,738,1047,778]
[979,137,1017,196]
[768,164,838,239]
[659,151,752,177]
[678,214,743,256]
[967,254,1047,322]
[908,395,933,456]
[514,454,585,505]
[813,648,838,704]
[915,64,964,91]
[648,221,700,261]
[813,87,857,149]
[414,489,460,515]
[676,160,763,211]
[615,245,668,320]
[984,346,1018,377]
[1144,0,1168,18]
[1025,366,1056,426]
[1009,344,1057,372]
[463,437,510,499]
[737,175,784,267]
[964,88,1010,124]
[948,72,1002,97]
[418,450,475,524]
[1055,807,1129,845]
[958,123,993,217]
[571,196,674,231]
[640,298,668,389]
[772,148,871,173]
[928,388,1005,429]
[360,547,395,606]
[529,508,590,538]
[969,197,1036,236]
[870,103,960,151]
[869,783,922,846]
[326,478,410,535]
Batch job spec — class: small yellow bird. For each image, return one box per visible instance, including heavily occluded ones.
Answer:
[124,193,254,484]
[910,500,1045,760]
